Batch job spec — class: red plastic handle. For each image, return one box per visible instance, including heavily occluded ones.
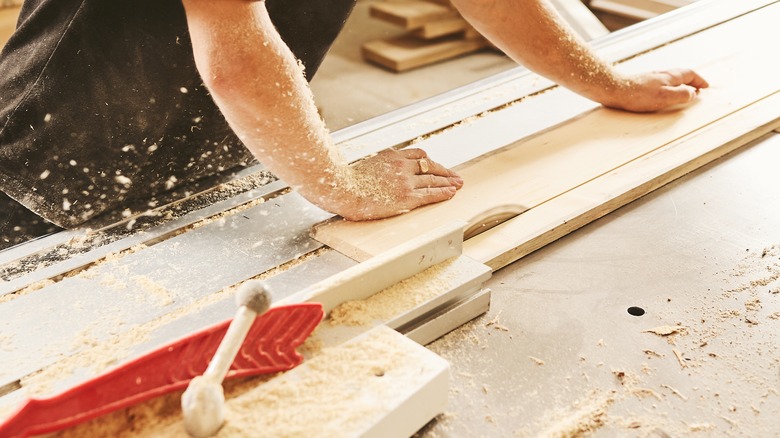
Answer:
[0,303,323,437]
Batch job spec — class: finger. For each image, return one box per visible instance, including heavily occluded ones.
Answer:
[414,174,461,189]
[666,68,709,89]
[424,158,454,176]
[400,148,428,160]
[662,84,698,106]
[413,186,458,206]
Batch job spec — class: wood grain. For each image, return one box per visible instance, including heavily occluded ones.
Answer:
[361,34,489,72]
[316,4,780,264]
[369,1,458,30]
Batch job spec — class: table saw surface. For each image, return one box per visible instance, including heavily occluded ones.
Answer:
[0,1,778,435]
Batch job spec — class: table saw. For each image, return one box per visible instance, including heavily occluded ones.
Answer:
[1,0,779,435]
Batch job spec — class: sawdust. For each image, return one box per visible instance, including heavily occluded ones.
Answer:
[744,297,762,312]
[642,325,687,336]
[215,328,430,437]
[327,258,458,326]
[9,248,326,406]
[534,390,616,438]
[131,276,174,307]
[0,171,277,291]
[0,279,54,304]
[671,348,688,369]
[85,327,438,437]
[660,384,687,401]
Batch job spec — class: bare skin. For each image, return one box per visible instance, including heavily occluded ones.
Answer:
[452,0,709,111]
[181,0,708,221]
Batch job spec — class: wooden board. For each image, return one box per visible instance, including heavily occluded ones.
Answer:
[316,4,780,265]
[467,92,780,270]
[362,33,489,72]
[411,16,470,39]
[369,1,458,30]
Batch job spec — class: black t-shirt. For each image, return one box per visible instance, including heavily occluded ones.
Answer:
[0,0,355,228]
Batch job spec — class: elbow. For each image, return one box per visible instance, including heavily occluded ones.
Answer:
[192,49,244,101]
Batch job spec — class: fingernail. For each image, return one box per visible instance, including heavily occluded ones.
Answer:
[450,176,464,187]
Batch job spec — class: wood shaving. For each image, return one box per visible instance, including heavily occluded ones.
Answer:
[630,387,663,401]
[642,325,687,336]
[672,348,688,369]
[660,384,687,400]
[534,390,615,438]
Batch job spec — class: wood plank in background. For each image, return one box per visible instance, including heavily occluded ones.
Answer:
[361,34,489,72]
[411,16,470,39]
[316,4,780,263]
[369,1,458,29]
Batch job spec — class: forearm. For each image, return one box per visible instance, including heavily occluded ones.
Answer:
[182,1,350,210]
[182,1,463,221]
[453,0,627,106]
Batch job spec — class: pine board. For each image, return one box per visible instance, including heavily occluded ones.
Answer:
[315,4,780,264]
[362,34,489,72]
[467,92,780,270]
[369,1,458,30]
[411,17,470,39]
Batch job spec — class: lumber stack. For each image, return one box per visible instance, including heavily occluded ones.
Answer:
[362,0,610,72]
[361,0,492,72]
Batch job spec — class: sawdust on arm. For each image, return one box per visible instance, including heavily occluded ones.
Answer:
[451,0,708,112]
[180,2,462,222]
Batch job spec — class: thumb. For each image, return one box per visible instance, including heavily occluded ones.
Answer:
[662,84,698,106]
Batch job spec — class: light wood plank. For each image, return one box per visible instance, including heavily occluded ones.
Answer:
[411,16,470,39]
[468,92,780,270]
[316,4,780,262]
[361,34,489,72]
[369,1,458,30]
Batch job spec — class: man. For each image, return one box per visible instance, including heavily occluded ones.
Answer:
[0,0,707,249]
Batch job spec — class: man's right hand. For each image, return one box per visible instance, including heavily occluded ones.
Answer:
[321,148,464,221]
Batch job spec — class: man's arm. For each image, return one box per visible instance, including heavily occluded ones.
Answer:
[180,1,463,221]
[452,0,709,112]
